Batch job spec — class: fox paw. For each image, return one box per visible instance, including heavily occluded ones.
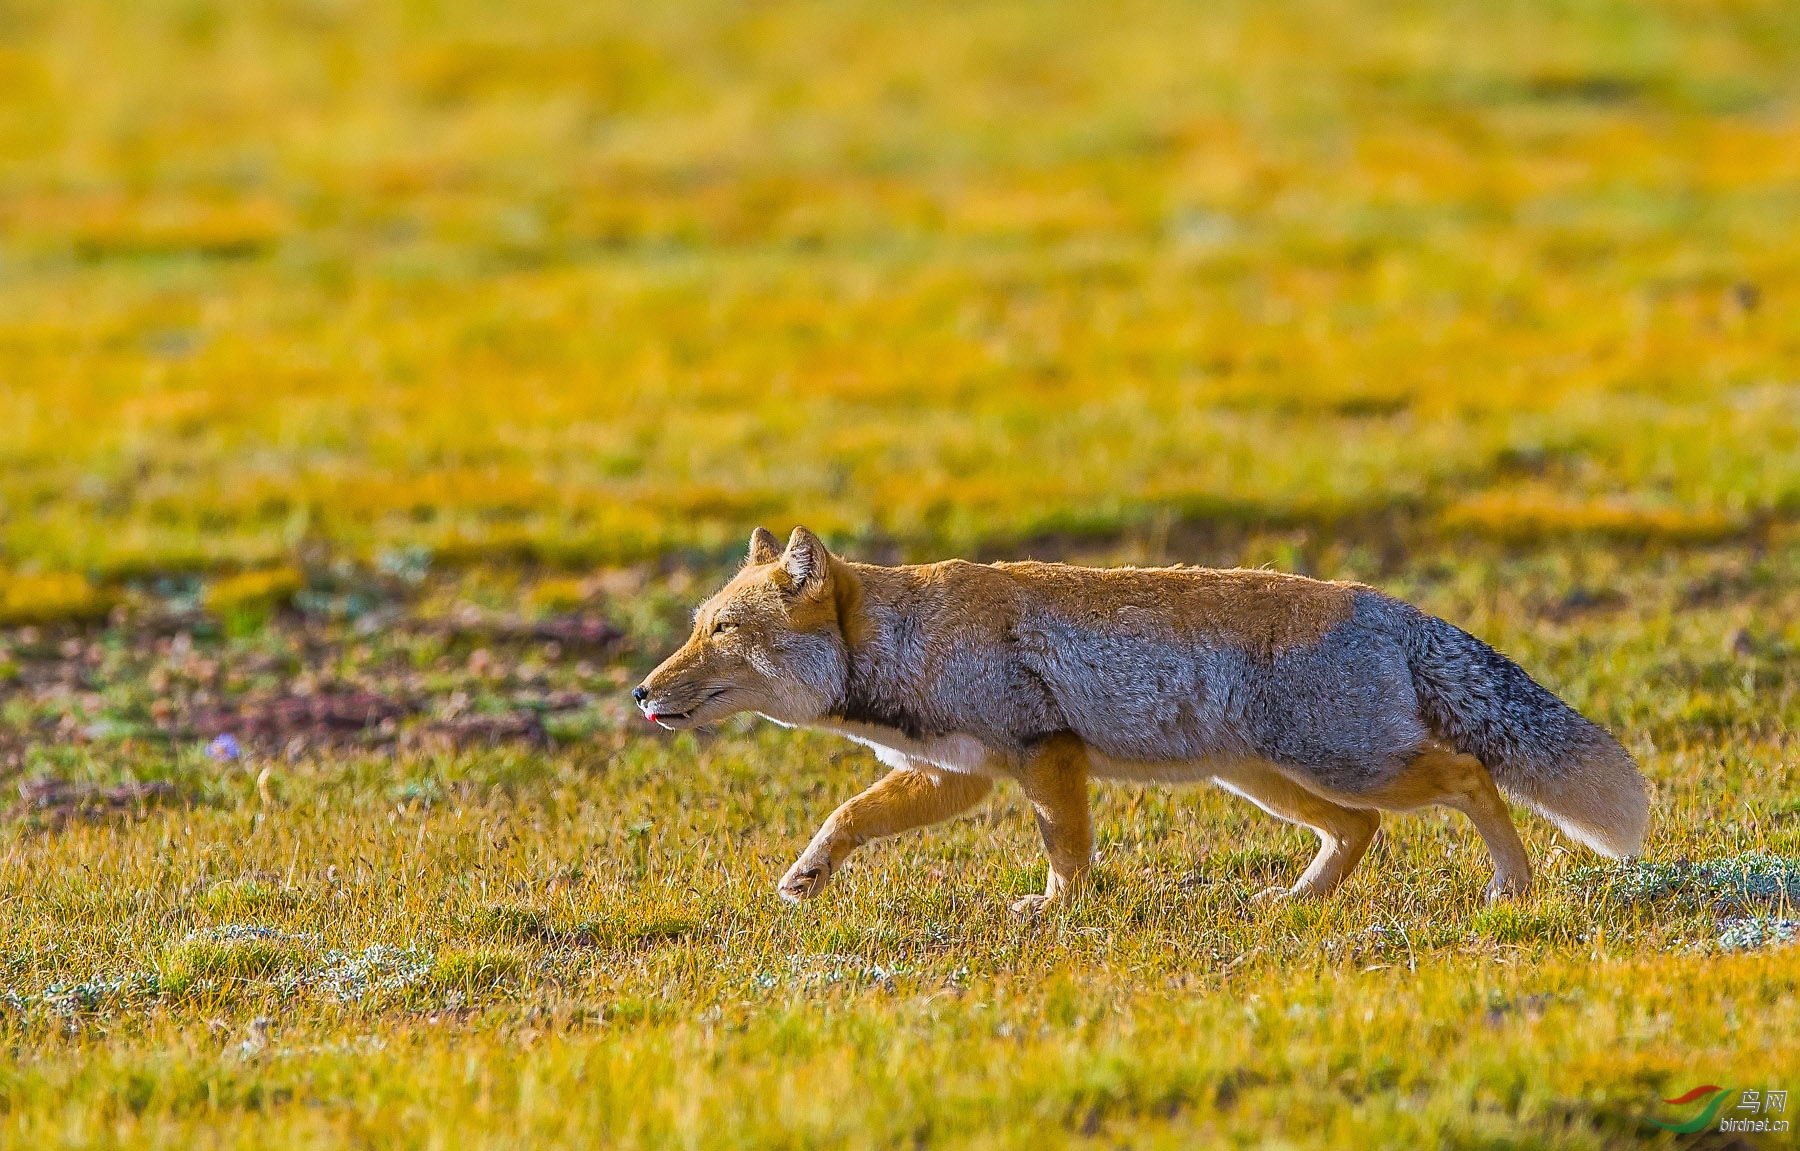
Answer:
[1010,893,1062,917]
[1251,883,1328,905]
[778,858,834,903]
[1484,872,1531,903]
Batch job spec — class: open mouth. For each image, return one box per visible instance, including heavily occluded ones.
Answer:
[646,688,727,725]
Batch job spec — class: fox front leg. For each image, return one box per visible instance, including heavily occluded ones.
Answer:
[1011,735,1094,916]
[778,767,993,903]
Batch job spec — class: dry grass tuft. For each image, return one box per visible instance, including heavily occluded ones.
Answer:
[3,0,1799,1145]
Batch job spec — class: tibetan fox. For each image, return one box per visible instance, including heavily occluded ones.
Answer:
[634,527,1649,911]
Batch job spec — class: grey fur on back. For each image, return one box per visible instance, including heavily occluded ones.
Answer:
[831,566,1647,856]
[838,570,1435,788]
[1010,597,1430,792]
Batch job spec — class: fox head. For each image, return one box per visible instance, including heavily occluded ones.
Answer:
[632,526,849,729]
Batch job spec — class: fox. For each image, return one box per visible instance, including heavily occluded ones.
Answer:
[633,526,1651,911]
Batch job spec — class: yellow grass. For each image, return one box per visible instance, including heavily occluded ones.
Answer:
[3,0,1800,1147]
[2,0,1798,578]
[1,539,1797,1147]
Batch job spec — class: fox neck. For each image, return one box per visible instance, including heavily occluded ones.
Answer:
[826,559,937,741]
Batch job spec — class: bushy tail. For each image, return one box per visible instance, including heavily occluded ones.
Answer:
[1388,601,1649,857]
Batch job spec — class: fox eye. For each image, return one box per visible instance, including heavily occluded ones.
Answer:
[711,620,736,636]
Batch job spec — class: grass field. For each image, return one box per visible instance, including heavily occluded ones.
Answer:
[3,0,1800,1146]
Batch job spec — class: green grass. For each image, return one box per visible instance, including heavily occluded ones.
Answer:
[158,934,312,1000]
[3,0,1800,589]
[3,0,1800,1145]
[3,540,1799,1146]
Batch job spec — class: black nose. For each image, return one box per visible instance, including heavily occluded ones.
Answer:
[631,685,649,704]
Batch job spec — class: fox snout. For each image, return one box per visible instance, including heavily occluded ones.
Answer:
[631,673,685,725]
[632,679,686,727]
[632,655,730,728]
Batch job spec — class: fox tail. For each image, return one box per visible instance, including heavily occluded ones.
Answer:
[1390,601,1649,857]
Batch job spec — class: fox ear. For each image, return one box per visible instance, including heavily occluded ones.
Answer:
[781,526,829,595]
[747,526,781,566]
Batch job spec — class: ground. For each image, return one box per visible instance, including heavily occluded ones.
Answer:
[4,542,1799,1147]
[2,0,1799,1147]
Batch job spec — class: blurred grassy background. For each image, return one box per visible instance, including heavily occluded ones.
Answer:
[5,4,1800,1147]
[2,0,1799,599]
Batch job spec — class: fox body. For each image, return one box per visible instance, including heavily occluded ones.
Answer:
[636,527,1650,910]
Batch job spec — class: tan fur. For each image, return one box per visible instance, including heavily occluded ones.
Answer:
[1356,744,1533,898]
[779,768,993,902]
[1269,743,1535,900]
[994,562,1358,659]
[1011,733,1094,913]
[830,559,1357,662]
[636,526,1646,911]
[1212,761,1382,902]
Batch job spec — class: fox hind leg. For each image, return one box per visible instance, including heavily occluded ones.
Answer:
[779,766,993,903]
[1212,762,1381,902]
[1373,745,1532,902]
